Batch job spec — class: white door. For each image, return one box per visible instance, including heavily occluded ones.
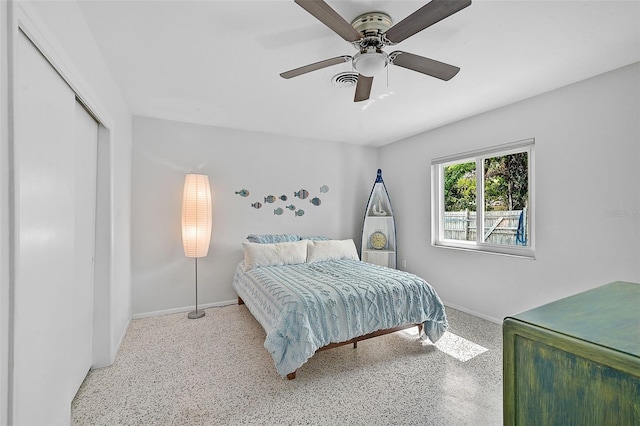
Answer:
[14,30,97,425]
[70,101,98,397]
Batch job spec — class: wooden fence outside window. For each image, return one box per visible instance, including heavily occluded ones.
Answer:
[444,208,528,246]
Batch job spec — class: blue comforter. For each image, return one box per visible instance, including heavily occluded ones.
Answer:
[232,259,448,377]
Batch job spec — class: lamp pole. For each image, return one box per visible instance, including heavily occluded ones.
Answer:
[188,258,205,319]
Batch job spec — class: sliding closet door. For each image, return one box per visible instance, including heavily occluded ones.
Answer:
[14,31,97,425]
[70,101,98,397]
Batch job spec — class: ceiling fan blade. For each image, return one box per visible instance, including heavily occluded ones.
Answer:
[384,0,471,44]
[390,51,460,81]
[280,55,351,79]
[354,75,373,102]
[294,0,363,42]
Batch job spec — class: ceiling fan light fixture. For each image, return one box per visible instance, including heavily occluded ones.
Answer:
[353,50,388,77]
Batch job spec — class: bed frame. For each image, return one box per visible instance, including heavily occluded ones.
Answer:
[238,296,423,380]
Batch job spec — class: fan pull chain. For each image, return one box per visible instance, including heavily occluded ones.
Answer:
[386,64,389,88]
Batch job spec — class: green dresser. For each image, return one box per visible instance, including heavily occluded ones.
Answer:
[503,281,640,425]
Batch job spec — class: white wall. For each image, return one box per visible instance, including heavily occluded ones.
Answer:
[132,117,378,316]
[381,63,640,323]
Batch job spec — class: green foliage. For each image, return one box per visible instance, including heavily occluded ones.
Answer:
[444,162,476,211]
[444,152,528,212]
[484,153,528,211]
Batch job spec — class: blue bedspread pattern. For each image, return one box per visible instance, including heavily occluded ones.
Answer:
[232,259,448,377]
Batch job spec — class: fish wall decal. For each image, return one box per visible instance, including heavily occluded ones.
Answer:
[244,184,329,215]
[294,189,309,199]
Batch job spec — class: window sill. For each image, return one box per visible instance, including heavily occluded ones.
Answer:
[432,241,536,260]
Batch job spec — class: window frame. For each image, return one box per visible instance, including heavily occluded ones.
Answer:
[431,138,535,258]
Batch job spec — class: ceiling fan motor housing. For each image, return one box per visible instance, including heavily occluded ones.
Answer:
[351,12,393,49]
[351,12,393,37]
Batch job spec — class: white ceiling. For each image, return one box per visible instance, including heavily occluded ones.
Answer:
[77,0,640,147]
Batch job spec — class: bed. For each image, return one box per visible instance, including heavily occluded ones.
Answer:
[232,235,448,379]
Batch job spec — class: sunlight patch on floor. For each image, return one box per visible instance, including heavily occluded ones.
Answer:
[402,329,489,362]
[432,332,488,362]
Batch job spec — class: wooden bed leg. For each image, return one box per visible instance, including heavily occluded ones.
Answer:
[238,296,244,305]
[353,341,357,349]
[418,324,423,335]
[286,371,296,380]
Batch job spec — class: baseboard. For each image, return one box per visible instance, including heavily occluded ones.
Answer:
[442,301,502,325]
[91,317,131,370]
[132,299,238,319]
[111,317,131,364]
[135,300,501,323]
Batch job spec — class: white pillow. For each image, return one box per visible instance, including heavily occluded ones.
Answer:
[243,240,308,271]
[307,239,359,263]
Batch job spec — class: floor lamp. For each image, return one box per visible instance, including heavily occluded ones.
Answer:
[182,174,212,319]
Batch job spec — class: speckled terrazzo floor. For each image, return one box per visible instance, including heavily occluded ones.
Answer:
[72,305,503,425]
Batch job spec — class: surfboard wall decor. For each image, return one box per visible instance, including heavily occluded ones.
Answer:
[361,169,396,268]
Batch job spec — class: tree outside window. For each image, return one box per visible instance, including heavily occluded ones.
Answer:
[433,139,534,257]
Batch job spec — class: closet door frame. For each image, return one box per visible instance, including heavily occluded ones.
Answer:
[2,2,116,424]
[1,1,12,424]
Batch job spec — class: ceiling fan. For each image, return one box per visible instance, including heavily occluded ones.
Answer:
[280,0,471,102]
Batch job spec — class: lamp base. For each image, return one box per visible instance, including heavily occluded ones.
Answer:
[188,309,205,319]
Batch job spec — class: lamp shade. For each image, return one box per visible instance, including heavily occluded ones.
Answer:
[181,174,212,258]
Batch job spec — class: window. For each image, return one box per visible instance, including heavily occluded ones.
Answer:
[431,139,534,258]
